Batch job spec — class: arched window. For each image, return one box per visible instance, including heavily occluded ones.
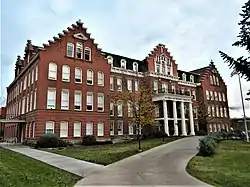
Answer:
[84,47,91,61]
[98,71,104,86]
[133,62,138,72]
[75,67,82,83]
[48,62,57,80]
[117,100,123,117]
[107,56,113,67]
[76,42,83,59]
[110,100,114,116]
[190,75,194,83]
[121,59,127,69]
[182,73,186,81]
[87,69,93,85]
[62,65,70,82]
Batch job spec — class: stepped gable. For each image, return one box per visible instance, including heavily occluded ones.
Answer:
[41,19,102,53]
[190,60,226,85]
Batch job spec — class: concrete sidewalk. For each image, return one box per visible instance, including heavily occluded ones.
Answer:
[0,143,104,177]
[75,136,213,186]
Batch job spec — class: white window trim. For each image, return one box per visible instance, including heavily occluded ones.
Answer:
[97,122,104,136]
[97,93,104,112]
[117,101,123,117]
[47,88,56,109]
[67,42,74,57]
[87,69,94,85]
[62,65,70,82]
[74,91,82,111]
[110,121,114,136]
[73,121,81,137]
[75,67,82,84]
[86,92,93,111]
[60,121,68,138]
[45,121,54,134]
[110,76,114,91]
[86,122,93,135]
[117,78,122,91]
[133,62,138,72]
[48,62,57,80]
[84,47,91,61]
[118,121,123,135]
[76,42,83,59]
[61,89,69,110]
[98,71,104,87]
[121,59,127,69]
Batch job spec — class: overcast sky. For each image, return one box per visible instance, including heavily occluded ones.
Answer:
[1,0,249,118]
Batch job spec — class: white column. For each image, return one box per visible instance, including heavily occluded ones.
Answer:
[163,100,169,136]
[173,100,178,136]
[189,102,195,135]
[180,101,187,136]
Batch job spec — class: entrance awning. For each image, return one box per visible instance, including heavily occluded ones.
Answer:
[0,119,26,123]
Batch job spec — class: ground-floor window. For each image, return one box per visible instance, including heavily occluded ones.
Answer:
[97,122,104,136]
[86,122,93,135]
[213,124,217,132]
[128,122,133,135]
[110,121,114,136]
[118,121,123,135]
[60,121,68,138]
[209,124,212,132]
[217,124,221,132]
[45,121,54,134]
[73,121,81,137]
[136,124,142,135]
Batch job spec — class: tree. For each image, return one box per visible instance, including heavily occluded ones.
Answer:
[115,73,156,151]
[197,101,214,133]
[219,0,250,81]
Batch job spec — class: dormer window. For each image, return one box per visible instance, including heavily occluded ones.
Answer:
[76,42,83,59]
[190,75,194,83]
[133,62,138,72]
[121,59,127,69]
[182,73,186,81]
[156,63,160,73]
[107,56,113,67]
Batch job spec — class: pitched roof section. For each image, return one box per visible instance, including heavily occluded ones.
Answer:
[103,51,148,72]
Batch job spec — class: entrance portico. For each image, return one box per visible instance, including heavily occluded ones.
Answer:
[153,93,195,136]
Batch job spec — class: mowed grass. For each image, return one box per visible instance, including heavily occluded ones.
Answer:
[0,148,81,187]
[187,140,250,187]
[45,137,180,165]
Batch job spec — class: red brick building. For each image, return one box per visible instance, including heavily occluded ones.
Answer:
[1,20,231,142]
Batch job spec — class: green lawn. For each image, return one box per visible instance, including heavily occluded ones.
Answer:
[45,137,180,165]
[0,148,81,187]
[187,140,250,187]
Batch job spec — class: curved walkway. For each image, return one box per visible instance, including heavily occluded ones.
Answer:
[75,136,213,186]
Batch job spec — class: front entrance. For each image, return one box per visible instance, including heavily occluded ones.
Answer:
[17,123,25,143]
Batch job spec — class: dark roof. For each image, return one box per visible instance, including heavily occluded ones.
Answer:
[177,70,199,83]
[103,51,148,72]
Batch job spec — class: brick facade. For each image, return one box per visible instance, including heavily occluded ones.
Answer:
[2,20,231,142]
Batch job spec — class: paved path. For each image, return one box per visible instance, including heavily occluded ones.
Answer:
[0,143,104,177]
[75,136,212,186]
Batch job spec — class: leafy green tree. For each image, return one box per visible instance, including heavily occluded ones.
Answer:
[219,0,250,81]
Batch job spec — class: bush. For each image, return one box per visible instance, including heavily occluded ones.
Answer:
[152,131,168,138]
[198,136,217,156]
[58,139,68,147]
[96,140,113,145]
[196,130,207,136]
[23,140,38,148]
[37,133,59,148]
[82,135,96,146]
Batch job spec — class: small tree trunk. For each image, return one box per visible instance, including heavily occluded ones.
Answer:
[137,124,142,151]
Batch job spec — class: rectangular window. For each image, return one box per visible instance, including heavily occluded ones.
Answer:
[97,122,104,136]
[74,91,82,110]
[86,122,93,135]
[60,121,68,138]
[23,75,27,90]
[220,107,224,117]
[127,79,132,92]
[35,65,38,81]
[18,100,21,115]
[74,121,81,137]
[129,122,133,135]
[162,82,167,92]
[110,102,114,116]
[206,90,210,100]
[224,107,227,117]
[84,47,91,61]
[87,70,93,85]
[47,89,56,109]
[98,71,104,86]
[30,92,33,111]
[214,92,218,101]
[28,71,31,87]
[192,90,196,100]
[222,93,226,102]
[117,102,123,117]
[134,79,138,92]
[86,92,93,111]
[153,81,158,93]
[45,121,54,134]
[110,77,114,90]
[26,94,29,113]
[67,43,74,57]
[128,102,133,117]
[117,78,122,91]
[210,75,213,85]
[210,91,214,100]
[75,68,82,83]
[110,121,114,136]
[32,123,35,138]
[97,93,104,112]
[118,121,123,135]
[34,89,37,110]
[31,68,34,85]
[218,92,222,101]
[61,90,69,110]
